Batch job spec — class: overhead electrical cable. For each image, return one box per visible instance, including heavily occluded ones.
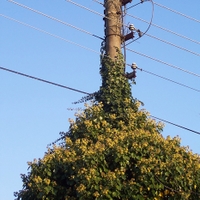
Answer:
[92,0,200,50]
[0,14,100,55]
[2,14,199,93]
[126,48,200,78]
[134,66,200,93]
[154,2,200,24]
[151,115,200,135]
[8,0,200,59]
[93,0,155,46]
[5,0,200,150]
[93,0,200,52]
[126,13,200,46]
[93,0,144,10]
[66,0,105,18]
[66,0,200,56]
[7,0,104,40]
[155,176,200,196]
[0,66,90,95]
[1,65,199,136]
[125,0,155,46]
[22,0,198,58]
[145,33,200,57]
[92,0,104,6]
[66,0,129,29]
[126,1,145,11]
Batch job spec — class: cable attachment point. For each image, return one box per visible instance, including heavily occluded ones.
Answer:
[129,24,135,31]
[121,0,132,6]
[123,32,134,42]
[122,24,135,42]
[137,29,143,37]
[125,63,137,80]
[131,62,137,70]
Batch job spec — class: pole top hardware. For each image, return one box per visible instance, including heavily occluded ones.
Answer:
[123,32,134,42]
[129,24,135,31]
[121,0,132,6]
[131,63,137,69]
[125,63,137,80]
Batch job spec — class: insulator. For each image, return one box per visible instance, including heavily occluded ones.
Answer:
[131,63,137,69]
[129,24,135,31]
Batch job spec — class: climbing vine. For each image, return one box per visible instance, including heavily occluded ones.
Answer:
[15,50,200,200]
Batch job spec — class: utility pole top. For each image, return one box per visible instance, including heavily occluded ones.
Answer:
[121,0,132,6]
[104,0,122,60]
[104,0,134,61]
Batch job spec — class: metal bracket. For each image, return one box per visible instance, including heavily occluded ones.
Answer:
[123,32,134,42]
[125,71,136,80]
[121,0,132,6]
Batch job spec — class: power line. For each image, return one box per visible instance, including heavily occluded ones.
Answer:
[0,66,90,95]
[126,13,200,46]
[2,14,199,94]
[66,0,105,18]
[5,1,200,138]
[8,1,200,77]
[10,0,185,71]
[66,0,200,57]
[125,0,155,46]
[92,0,200,57]
[66,0,129,29]
[0,14,101,55]
[93,0,155,46]
[145,33,200,57]
[1,65,199,136]
[7,0,104,40]
[126,48,200,78]
[66,0,200,58]
[155,176,200,196]
[126,1,144,11]
[92,0,104,6]
[93,0,145,10]
[151,115,200,136]
[134,66,200,93]
[93,0,146,10]
[154,2,200,24]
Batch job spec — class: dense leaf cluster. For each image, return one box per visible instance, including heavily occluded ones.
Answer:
[15,54,200,199]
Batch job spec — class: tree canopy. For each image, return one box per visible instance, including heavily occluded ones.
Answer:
[15,53,200,200]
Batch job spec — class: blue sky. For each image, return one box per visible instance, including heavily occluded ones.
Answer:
[0,0,200,199]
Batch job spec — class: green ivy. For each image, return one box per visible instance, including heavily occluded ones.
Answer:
[15,49,200,200]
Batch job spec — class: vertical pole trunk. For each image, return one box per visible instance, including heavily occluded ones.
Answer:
[104,0,122,60]
[99,0,133,115]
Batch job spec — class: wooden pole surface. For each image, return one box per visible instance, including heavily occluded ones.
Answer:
[104,0,122,60]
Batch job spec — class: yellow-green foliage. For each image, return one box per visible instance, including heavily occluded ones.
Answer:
[15,54,200,199]
[15,102,200,200]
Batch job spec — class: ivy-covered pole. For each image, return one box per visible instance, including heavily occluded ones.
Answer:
[104,0,122,60]
[96,0,137,118]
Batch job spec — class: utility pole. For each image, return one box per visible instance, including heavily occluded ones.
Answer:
[104,0,133,60]
[104,0,122,60]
